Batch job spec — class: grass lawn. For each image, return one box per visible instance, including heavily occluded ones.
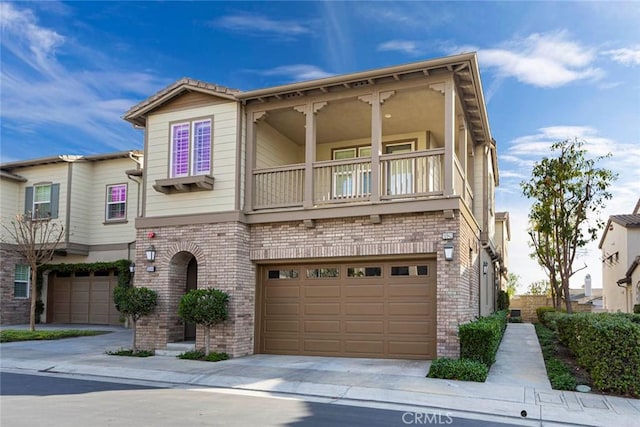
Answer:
[0,329,110,343]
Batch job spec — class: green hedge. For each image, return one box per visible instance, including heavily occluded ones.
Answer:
[555,312,640,397]
[427,358,488,382]
[459,310,508,367]
[536,306,556,324]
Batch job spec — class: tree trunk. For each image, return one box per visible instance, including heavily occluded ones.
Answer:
[29,264,37,331]
[204,326,211,356]
[131,317,137,352]
[562,280,573,314]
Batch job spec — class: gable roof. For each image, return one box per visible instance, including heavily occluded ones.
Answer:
[123,78,240,126]
[599,213,640,248]
[0,151,135,172]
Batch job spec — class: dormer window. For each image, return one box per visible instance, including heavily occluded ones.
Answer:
[170,118,212,178]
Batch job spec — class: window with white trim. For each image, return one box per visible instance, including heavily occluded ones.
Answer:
[106,184,127,221]
[33,184,52,219]
[170,119,212,178]
[14,265,30,298]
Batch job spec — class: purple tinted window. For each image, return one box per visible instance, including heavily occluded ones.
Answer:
[172,123,190,177]
[192,120,211,175]
[106,184,127,220]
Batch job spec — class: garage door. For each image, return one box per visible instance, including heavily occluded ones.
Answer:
[48,271,121,325]
[258,259,436,359]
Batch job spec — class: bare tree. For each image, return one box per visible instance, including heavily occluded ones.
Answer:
[1,213,64,330]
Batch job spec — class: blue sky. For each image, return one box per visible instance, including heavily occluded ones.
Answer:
[1,1,639,290]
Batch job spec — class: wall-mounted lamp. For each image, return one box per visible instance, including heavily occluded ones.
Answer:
[145,245,156,262]
[443,242,454,261]
[483,261,488,275]
[129,262,136,273]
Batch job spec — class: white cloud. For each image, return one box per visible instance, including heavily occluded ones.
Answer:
[603,46,640,66]
[377,40,421,55]
[214,14,310,37]
[0,3,166,159]
[479,31,603,88]
[259,65,333,81]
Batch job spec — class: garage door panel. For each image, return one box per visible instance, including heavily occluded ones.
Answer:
[388,284,433,297]
[49,273,120,326]
[266,286,300,299]
[260,259,436,359]
[344,302,384,316]
[304,303,340,315]
[388,302,431,316]
[304,286,341,298]
[344,340,384,354]
[265,319,299,333]
[304,339,341,352]
[264,338,299,352]
[266,303,299,316]
[344,285,384,297]
[345,320,384,334]
[304,320,340,333]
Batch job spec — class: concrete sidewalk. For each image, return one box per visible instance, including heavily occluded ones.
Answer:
[1,323,639,426]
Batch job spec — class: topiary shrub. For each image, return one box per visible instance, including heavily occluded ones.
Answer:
[178,288,230,356]
[634,304,640,314]
[459,310,507,367]
[427,358,488,382]
[113,286,158,352]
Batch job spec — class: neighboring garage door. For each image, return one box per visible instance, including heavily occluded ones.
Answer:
[48,271,121,325]
[258,259,436,359]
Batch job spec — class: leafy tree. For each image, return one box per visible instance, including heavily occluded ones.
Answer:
[1,213,64,331]
[178,288,229,356]
[505,273,520,298]
[521,139,616,313]
[527,280,551,296]
[113,286,158,352]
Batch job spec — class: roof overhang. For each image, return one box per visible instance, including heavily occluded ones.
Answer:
[0,150,134,171]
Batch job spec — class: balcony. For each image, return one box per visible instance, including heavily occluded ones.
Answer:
[251,149,462,210]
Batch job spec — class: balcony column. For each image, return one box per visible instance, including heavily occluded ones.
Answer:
[360,91,394,203]
[295,102,327,209]
[244,111,266,212]
[459,115,468,203]
[444,79,456,196]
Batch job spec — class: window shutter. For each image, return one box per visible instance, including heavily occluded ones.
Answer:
[50,184,60,219]
[24,187,33,216]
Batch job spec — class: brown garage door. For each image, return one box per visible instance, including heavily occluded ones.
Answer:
[48,271,121,325]
[257,259,436,359]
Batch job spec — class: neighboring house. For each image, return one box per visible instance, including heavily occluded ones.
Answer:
[598,199,640,313]
[0,152,142,325]
[494,211,511,293]
[569,276,604,309]
[122,52,504,359]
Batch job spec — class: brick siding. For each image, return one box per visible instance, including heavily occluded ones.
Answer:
[0,245,30,325]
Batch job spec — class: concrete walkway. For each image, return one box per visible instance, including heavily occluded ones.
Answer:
[487,323,552,390]
[2,323,639,426]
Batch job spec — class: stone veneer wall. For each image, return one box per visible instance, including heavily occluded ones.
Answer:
[0,245,30,325]
[510,295,596,323]
[134,222,253,356]
[250,211,480,358]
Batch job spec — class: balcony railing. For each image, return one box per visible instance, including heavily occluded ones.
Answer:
[252,149,446,210]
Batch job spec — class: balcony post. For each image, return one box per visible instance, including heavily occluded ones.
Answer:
[459,115,468,202]
[295,102,326,208]
[444,79,456,196]
[244,111,266,212]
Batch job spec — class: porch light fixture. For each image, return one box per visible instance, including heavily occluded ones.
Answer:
[145,245,157,262]
[129,262,136,273]
[483,261,488,275]
[443,242,454,261]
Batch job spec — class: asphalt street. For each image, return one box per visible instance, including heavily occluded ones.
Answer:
[1,372,524,427]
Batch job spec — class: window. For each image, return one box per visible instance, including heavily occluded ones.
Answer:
[306,268,340,278]
[25,183,59,219]
[14,265,30,298]
[332,146,371,198]
[347,267,382,277]
[268,269,299,279]
[385,141,415,195]
[106,184,127,221]
[170,119,212,178]
[390,265,428,276]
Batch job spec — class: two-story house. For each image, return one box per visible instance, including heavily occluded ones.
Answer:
[122,52,502,359]
[599,198,640,313]
[0,152,142,325]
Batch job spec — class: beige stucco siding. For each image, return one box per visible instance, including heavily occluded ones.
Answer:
[68,162,92,245]
[0,178,21,230]
[89,158,138,245]
[601,224,640,312]
[145,102,239,217]
[256,122,303,168]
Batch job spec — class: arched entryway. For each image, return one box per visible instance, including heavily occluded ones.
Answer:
[167,251,198,343]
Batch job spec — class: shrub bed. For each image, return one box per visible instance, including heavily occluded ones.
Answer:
[459,310,508,367]
[534,323,577,391]
[427,358,488,382]
[1,329,108,343]
[555,313,640,397]
[178,349,229,362]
